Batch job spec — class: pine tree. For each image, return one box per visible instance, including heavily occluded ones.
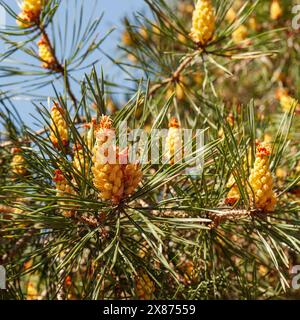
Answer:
[0,0,300,300]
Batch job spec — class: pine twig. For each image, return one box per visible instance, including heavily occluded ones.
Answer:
[208,209,253,228]
[149,52,199,96]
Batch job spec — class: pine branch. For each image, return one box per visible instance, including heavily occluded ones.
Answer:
[149,52,199,96]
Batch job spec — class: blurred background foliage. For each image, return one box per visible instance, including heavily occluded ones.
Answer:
[0,0,300,300]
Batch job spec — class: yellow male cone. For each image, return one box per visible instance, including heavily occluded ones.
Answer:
[276,88,300,113]
[166,117,182,165]
[72,144,89,176]
[92,116,124,204]
[38,35,57,70]
[49,103,69,149]
[270,0,283,20]
[232,25,248,43]
[225,174,241,206]
[135,271,155,300]
[248,143,277,212]
[53,169,76,218]
[190,0,215,45]
[11,148,28,176]
[17,0,44,27]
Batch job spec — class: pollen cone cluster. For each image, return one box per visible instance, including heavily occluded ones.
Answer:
[53,169,75,218]
[26,282,39,300]
[84,119,97,152]
[92,116,142,203]
[11,148,28,176]
[248,143,277,212]
[122,30,134,46]
[178,259,198,285]
[50,104,69,149]
[138,240,150,259]
[73,144,88,175]
[38,35,57,70]
[225,8,236,23]
[135,271,155,300]
[225,148,251,206]
[166,117,182,165]
[276,89,300,113]
[92,116,124,204]
[190,0,215,45]
[17,0,44,27]
[232,25,248,43]
[225,173,240,206]
[270,0,283,20]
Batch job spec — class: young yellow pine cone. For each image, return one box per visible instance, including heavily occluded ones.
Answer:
[178,259,198,285]
[248,17,258,31]
[38,35,57,70]
[53,169,76,218]
[177,33,188,44]
[122,30,134,46]
[248,143,277,212]
[84,118,97,152]
[17,11,34,28]
[166,117,182,165]
[17,0,44,27]
[13,198,29,215]
[225,147,253,206]
[225,8,236,23]
[11,148,28,176]
[50,104,69,149]
[22,0,44,16]
[276,88,300,113]
[138,241,150,259]
[225,174,240,206]
[92,116,124,204]
[135,271,155,300]
[152,24,161,36]
[190,0,215,45]
[175,83,185,101]
[127,53,138,63]
[72,144,89,176]
[26,281,39,300]
[270,0,283,20]
[232,25,248,43]
[139,26,149,41]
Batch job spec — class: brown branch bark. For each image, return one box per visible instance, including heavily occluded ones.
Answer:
[138,199,254,228]
[207,209,254,229]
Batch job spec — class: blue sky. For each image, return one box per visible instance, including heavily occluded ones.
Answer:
[0,0,146,128]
